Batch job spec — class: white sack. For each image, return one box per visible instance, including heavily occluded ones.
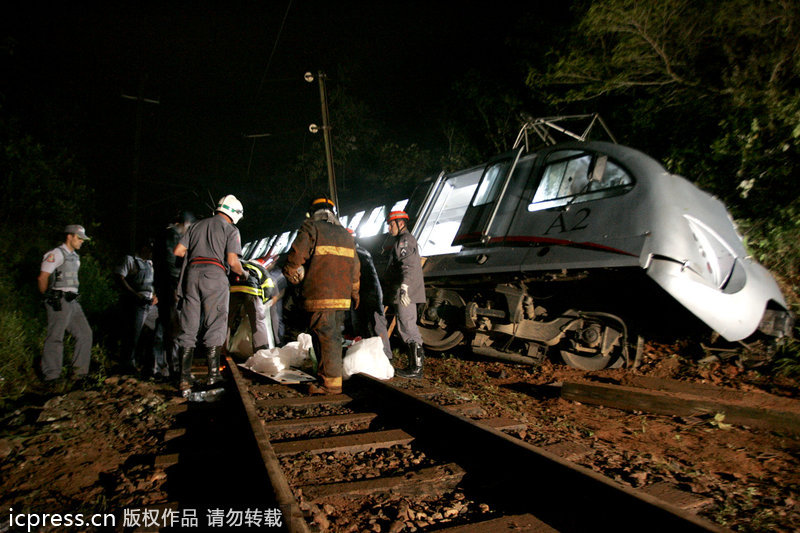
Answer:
[273,332,313,367]
[229,316,254,356]
[343,337,394,380]
[243,349,285,375]
[244,333,314,373]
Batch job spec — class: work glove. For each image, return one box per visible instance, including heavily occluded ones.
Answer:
[352,291,360,310]
[240,269,251,282]
[399,284,411,307]
[284,265,304,285]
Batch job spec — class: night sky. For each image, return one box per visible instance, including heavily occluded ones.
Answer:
[2,2,553,246]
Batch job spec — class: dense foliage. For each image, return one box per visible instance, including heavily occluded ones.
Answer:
[528,0,800,221]
[0,120,119,402]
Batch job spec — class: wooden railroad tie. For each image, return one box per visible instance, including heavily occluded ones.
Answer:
[560,380,800,435]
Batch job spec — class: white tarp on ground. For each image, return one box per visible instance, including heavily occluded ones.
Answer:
[240,333,316,384]
[242,333,313,373]
[343,337,394,381]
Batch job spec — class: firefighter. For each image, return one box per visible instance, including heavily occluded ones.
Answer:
[37,225,93,385]
[115,239,165,377]
[384,210,426,378]
[173,195,246,394]
[228,258,275,353]
[283,197,360,395]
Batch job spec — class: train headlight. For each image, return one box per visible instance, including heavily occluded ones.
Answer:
[683,215,737,290]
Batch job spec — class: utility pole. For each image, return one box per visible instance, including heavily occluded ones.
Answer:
[121,76,160,250]
[305,71,338,208]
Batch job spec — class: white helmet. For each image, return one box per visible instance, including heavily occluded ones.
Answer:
[216,194,243,224]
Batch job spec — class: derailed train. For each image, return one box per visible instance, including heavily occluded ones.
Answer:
[243,118,794,370]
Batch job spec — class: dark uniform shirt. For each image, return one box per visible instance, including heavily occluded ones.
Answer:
[179,215,241,268]
[385,229,425,304]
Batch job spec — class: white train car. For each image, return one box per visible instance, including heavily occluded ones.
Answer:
[244,119,793,370]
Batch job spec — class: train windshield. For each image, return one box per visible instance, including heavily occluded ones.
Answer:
[528,150,634,212]
[472,161,509,206]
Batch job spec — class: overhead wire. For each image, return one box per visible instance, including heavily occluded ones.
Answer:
[247,0,294,178]
[256,0,293,98]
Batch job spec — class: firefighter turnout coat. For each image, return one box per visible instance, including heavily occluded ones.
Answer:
[284,215,360,311]
[230,259,274,303]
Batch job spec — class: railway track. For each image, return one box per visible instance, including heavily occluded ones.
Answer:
[227,358,729,533]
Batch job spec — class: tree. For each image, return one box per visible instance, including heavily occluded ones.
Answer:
[528,0,800,217]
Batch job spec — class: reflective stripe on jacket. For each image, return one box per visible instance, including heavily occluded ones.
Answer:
[230,260,274,302]
[284,217,360,311]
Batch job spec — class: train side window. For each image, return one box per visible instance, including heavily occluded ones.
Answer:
[271,231,292,255]
[264,235,278,256]
[358,205,387,237]
[250,237,269,259]
[416,169,482,256]
[580,159,634,202]
[286,230,298,251]
[472,161,509,206]
[528,151,633,212]
[347,211,365,233]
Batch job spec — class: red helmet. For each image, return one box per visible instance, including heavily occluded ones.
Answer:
[387,210,409,222]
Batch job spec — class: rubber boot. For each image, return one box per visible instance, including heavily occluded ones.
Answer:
[308,375,343,395]
[178,346,195,394]
[207,346,223,387]
[396,342,425,379]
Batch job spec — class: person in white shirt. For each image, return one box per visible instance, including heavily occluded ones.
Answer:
[37,225,93,385]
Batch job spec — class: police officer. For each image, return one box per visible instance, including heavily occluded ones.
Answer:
[37,225,93,385]
[283,197,360,395]
[173,195,245,394]
[384,210,426,378]
[115,239,165,377]
[228,258,275,353]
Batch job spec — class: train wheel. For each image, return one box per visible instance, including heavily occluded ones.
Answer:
[420,325,464,351]
[559,349,625,371]
[419,288,466,352]
[558,313,628,370]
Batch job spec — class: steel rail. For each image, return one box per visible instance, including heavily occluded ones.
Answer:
[352,373,728,533]
[227,362,730,532]
[226,356,310,533]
